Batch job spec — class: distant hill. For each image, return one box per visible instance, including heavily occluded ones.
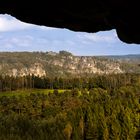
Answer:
[0,51,140,77]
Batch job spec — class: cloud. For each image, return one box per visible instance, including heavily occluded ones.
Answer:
[0,14,32,32]
[77,30,118,44]
[39,26,56,30]
[0,14,56,32]
[0,35,34,50]
[84,34,116,42]
[10,36,33,47]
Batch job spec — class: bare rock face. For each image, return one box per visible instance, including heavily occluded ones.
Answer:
[9,63,46,77]
[0,0,140,44]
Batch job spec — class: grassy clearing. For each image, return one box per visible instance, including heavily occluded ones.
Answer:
[0,89,68,97]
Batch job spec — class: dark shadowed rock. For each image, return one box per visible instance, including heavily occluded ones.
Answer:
[0,0,140,43]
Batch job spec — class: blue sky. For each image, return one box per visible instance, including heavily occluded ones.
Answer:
[0,14,140,56]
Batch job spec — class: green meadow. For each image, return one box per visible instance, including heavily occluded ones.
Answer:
[0,89,67,97]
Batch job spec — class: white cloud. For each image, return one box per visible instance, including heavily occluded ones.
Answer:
[39,25,56,30]
[0,14,32,32]
[77,30,118,44]
[0,36,34,50]
[10,37,32,47]
[84,34,115,42]
[0,14,55,32]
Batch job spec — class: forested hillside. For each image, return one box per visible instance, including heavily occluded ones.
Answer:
[0,51,140,140]
[0,51,140,77]
[0,74,139,140]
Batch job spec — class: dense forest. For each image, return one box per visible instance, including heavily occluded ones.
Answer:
[0,73,140,91]
[0,74,140,140]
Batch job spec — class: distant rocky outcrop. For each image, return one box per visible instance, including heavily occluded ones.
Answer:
[9,63,46,77]
[0,51,139,77]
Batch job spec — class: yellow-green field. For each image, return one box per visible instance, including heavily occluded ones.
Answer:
[0,89,68,97]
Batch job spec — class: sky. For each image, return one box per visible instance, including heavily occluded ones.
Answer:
[0,14,140,56]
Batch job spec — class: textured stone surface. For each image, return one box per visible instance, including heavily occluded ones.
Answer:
[0,0,140,43]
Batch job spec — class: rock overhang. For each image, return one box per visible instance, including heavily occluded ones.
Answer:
[0,0,140,44]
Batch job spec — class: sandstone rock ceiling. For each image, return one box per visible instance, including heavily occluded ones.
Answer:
[0,0,140,44]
